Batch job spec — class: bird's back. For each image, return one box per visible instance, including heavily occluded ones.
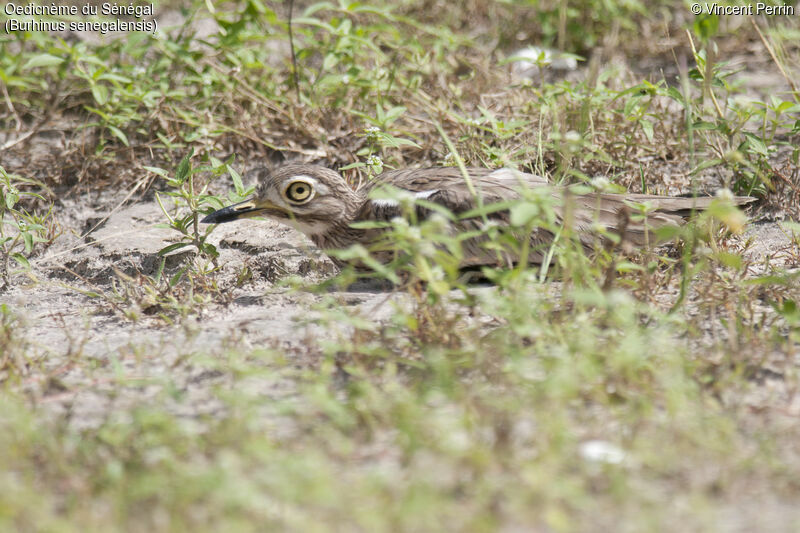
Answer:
[353,167,754,265]
[365,167,545,204]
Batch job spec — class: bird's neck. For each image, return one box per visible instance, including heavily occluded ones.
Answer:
[309,221,364,251]
[307,197,366,251]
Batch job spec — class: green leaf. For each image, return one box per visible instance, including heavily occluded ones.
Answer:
[713,251,743,270]
[640,119,654,142]
[169,267,186,287]
[323,53,338,71]
[155,132,180,150]
[616,261,645,273]
[153,256,166,283]
[775,300,799,323]
[98,72,132,84]
[22,54,64,70]
[744,135,768,157]
[200,242,219,258]
[707,200,747,233]
[653,224,683,241]
[143,166,170,178]
[693,14,719,41]
[5,190,18,209]
[108,126,129,147]
[175,149,194,185]
[666,87,685,106]
[350,220,392,229]
[339,161,365,171]
[745,273,800,286]
[91,84,109,105]
[691,158,723,174]
[691,121,717,130]
[229,166,245,196]
[302,2,335,17]
[459,200,514,220]
[510,202,540,226]
[392,137,421,148]
[775,101,800,113]
[623,95,641,117]
[383,106,407,124]
[781,222,800,236]
[10,253,30,269]
[377,132,420,148]
[84,106,110,121]
[158,242,193,256]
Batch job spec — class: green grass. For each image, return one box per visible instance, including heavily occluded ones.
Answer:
[3,278,800,530]
[1,0,800,530]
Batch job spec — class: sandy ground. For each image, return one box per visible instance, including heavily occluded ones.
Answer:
[3,189,414,427]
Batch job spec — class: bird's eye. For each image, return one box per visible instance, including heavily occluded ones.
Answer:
[284,180,314,204]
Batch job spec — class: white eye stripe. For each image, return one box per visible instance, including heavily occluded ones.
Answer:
[371,198,400,208]
[370,190,439,209]
[487,168,528,184]
[414,189,439,200]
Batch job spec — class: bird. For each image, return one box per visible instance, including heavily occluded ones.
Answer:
[201,164,755,269]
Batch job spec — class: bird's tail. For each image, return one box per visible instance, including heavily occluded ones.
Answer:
[567,193,756,248]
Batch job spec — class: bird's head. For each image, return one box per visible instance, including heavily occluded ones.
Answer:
[201,164,360,236]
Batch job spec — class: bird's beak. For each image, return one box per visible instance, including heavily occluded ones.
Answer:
[201,198,282,224]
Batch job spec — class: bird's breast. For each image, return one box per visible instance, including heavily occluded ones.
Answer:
[288,218,335,237]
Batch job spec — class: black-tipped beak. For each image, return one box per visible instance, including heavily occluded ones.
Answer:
[201,199,261,224]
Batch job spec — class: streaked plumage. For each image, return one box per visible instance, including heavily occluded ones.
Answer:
[201,164,754,268]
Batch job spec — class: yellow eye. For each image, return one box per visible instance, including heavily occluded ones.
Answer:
[285,181,314,204]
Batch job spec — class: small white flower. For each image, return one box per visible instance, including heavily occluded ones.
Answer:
[715,188,734,200]
[591,176,611,191]
[366,155,383,174]
[579,440,626,465]
[364,126,381,143]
